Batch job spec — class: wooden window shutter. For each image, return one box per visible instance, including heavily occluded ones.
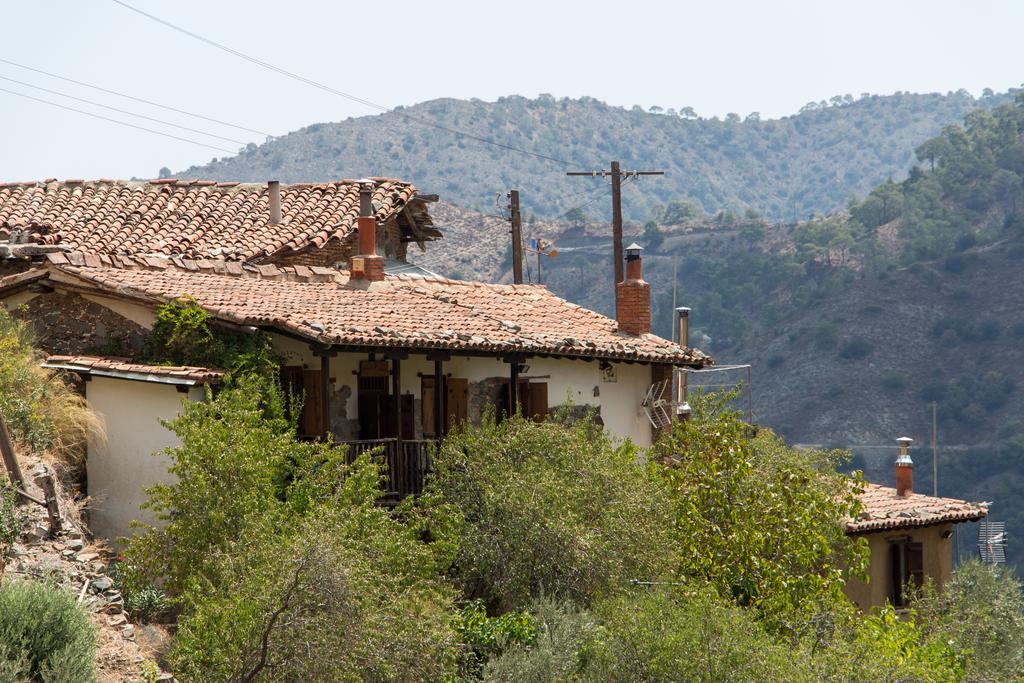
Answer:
[301,369,324,437]
[421,377,436,437]
[907,542,924,589]
[446,378,468,426]
[527,382,548,421]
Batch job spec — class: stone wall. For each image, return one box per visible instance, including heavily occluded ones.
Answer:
[267,218,409,269]
[16,291,147,356]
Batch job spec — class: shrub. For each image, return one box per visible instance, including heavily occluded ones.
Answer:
[459,600,537,678]
[424,412,675,612]
[127,381,460,680]
[483,599,593,682]
[0,580,96,681]
[914,561,1024,681]
[0,487,25,560]
[0,308,98,464]
[813,323,838,350]
[579,587,810,681]
[111,560,169,623]
[140,297,279,381]
[650,391,867,632]
[880,371,907,392]
[766,353,785,369]
[838,337,874,360]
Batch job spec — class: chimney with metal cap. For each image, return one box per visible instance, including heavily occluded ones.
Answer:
[896,436,914,497]
[268,180,282,225]
[350,179,384,282]
[615,243,650,335]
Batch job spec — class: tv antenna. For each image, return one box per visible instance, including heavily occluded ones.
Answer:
[978,521,1007,565]
[526,237,557,284]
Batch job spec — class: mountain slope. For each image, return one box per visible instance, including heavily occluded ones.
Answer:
[179,91,1009,221]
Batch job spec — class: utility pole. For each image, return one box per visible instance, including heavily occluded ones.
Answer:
[932,400,938,497]
[567,161,664,287]
[508,190,524,284]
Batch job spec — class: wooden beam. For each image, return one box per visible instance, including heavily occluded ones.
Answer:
[401,205,427,252]
[509,360,520,417]
[0,411,25,492]
[392,356,402,452]
[321,354,331,440]
[433,358,444,439]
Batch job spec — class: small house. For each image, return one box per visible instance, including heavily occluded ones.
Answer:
[0,178,711,540]
[843,438,988,610]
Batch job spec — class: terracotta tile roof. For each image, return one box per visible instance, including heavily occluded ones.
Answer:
[846,483,988,534]
[43,355,223,384]
[0,178,433,261]
[22,256,711,366]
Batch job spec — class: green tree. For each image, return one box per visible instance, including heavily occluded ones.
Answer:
[649,391,867,632]
[423,412,676,612]
[126,380,461,680]
[642,220,665,252]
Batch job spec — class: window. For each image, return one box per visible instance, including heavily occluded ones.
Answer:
[501,380,549,421]
[888,539,924,607]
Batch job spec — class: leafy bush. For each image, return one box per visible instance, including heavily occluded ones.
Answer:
[126,380,460,680]
[423,411,676,612]
[650,391,867,632]
[459,600,537,678]
[880,371,907,392]
[0,487,25,560]
[813,323,838,350]
[914,561,1024,681]
[111,560,169,623]
[766,353,785,369]
[0,308,98,463]
[483,599,593,682]
[0,580,96,682]
[140,297,279,381]
[838,336,874,360]
[579,587,810,681]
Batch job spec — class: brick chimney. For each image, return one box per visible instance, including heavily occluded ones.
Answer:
[895,436,914,497]
[268,180,282,225]
[350,179,384,282]
[616,243,650,335]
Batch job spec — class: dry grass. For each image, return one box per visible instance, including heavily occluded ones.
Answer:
[0,307,103,470]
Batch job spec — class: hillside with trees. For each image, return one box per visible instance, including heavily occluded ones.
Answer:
[431,95,1024,566]
[178,89,1012,221]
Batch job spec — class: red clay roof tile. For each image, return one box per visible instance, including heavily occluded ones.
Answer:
[847,483,988,534]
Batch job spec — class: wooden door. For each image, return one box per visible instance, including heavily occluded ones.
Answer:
[301,370,324,437]
[421,377,437,437]
[526,382,548,421]
[446,378,468,428]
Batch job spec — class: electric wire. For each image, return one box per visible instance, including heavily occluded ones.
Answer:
[0,74,249,145]
[0,86,236,154]
[0,57,271,137]
[110,0,579,167]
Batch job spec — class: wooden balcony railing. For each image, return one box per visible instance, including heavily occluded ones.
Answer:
[341,438,432,500]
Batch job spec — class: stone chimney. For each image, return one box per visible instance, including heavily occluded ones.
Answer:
[268,180,282,225]
[896,436,914,497]
[350,179,384,282]
[615,243,650,335]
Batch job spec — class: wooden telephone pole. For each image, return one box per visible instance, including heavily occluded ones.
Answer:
[567,161,664,285]
[508,190,524,284]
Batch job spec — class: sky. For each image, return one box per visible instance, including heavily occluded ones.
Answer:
[1,0,1022,180]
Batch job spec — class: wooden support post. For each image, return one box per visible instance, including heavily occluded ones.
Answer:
[320,354,331,440]
[0,411,25,494]
[509,358,520,417]
[433,358,444,439]
[392,356,402,450]
[39,474,62,534]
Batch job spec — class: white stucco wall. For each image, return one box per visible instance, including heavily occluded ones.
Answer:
[85,377,203,541]
[268,333,658,447]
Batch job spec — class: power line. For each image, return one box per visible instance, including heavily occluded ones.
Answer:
[110,0,578,167]
[0,57,271,138]
[0,86,235,154]
[0,74,249,145]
